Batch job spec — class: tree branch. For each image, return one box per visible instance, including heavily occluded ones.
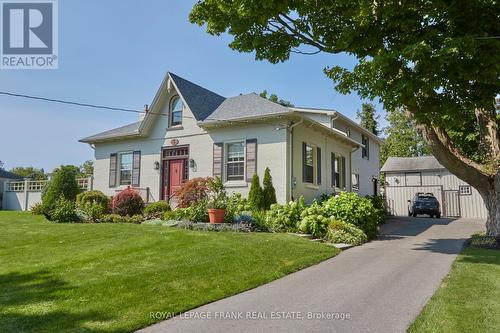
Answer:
[403,106,491,192]
[475,107,500,160]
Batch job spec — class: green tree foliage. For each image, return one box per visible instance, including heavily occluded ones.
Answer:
[10,166,47,180]
[42,166,80,216]
[381,108,430,166]
[248,174,264,210]
[356,103,380,136]
[79,160,94,177]
[189,0,500,235]
[0,160,4,170]
[262,167,277,209]
[259,90,294,107]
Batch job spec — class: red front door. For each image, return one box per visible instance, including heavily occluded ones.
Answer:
[167,159,184,199]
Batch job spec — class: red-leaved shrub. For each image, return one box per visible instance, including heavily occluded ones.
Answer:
[111,187,144,216]
[172,177,211,208]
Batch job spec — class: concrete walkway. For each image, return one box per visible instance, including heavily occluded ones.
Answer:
[138,217,483,333]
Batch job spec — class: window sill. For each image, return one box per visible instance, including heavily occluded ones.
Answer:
[224,181,248,188]
[305,184,320,190]
[168,125,183,131]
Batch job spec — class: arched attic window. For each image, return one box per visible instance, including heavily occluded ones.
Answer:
[170,96,183,126]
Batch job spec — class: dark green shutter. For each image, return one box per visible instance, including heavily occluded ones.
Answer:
[317,147,321,185]
[341,156,346,189]
[302,142,307,182]
[132,151,141,187]
[109,153,117,187]
[331,153,335,187]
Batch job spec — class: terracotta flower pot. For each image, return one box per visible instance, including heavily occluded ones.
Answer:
[208,208,225,224]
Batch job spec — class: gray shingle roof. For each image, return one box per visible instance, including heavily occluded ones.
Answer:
[203,93,291,122]
[79,121,141,143]
[169,72,226,121]
[0,169,23,179]
[381,156,445,172]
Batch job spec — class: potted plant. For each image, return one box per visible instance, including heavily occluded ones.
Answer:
[207,177,228,223]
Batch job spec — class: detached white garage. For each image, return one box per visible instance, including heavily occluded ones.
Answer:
[381,156,487,219]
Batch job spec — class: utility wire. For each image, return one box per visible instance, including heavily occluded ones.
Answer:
[0,90,202,120]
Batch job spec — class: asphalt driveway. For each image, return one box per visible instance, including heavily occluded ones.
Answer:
[138,217,483,333]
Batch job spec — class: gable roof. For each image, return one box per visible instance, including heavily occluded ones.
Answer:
[0,169,23,180]
[80,121,141,143]
[202,93,291,123]
[381,156,445,172]
[169,73,226,121]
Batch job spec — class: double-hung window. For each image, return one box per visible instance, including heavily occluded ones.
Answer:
[119,152,133,185]
[304,143,315,184]
[226,141,245,181]
[362,135,369,159]
[332,153,345,189]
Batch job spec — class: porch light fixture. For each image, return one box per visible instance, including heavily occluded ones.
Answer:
[189,158,196,169]
[153,161,160,170]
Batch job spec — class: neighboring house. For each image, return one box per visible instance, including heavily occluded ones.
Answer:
[0,169,23,210]
[80,72,382,204]
[381,156,487,219]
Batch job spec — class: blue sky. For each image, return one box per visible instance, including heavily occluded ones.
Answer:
[0,0,385,172]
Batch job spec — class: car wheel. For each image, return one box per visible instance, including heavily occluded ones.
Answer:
[412,212,417,217]
[436,213,441,219]
[430,214,434,218]
[408,210,412,216]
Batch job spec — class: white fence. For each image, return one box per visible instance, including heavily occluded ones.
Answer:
[2,178,93,211]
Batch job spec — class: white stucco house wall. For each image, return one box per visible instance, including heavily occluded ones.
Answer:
[80,72,383,204]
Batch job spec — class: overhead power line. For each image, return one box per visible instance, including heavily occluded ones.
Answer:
[0,91,200,120]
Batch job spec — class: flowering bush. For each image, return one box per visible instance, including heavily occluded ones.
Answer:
[51,196,80,223]
[172,177,210,208]
[326,220,368,245]
[76,190,110,222]
[111,188,144,216]
[322,192,380,238]
[264,196,306,232]
[298,202,330,237]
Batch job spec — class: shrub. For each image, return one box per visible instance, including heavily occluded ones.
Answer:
[111,187,144,216]
[163,210,179,221]
[322,192,380,238]
[250,210,268,231]
[42,165,80,215]
[366,195,386,223]
[326,220,368,245]
[207,176,228,209]
[262,167,277,210]
[76,190,110,211]
[248,174,264,210]
[50,196,79,223]
[176,200,209,222]
[265,196,306,232]
[30,202,44,215]
[172,177,210,208]
[298,202,330,237]
[76,190,110,222]
[224,193,252,223]
[144,201,171,219]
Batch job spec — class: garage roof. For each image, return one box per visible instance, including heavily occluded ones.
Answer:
[381,156,446,172]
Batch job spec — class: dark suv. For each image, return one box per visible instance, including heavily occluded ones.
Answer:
[408,193,441,218]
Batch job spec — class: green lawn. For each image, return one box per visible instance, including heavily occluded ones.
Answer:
[409,247,500,333]
[0,211,338,333]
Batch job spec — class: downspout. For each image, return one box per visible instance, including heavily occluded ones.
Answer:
[288,117,304,201]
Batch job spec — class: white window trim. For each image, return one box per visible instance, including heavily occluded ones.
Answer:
[118,151,133,186]
[459,185,472,195]
[224,140,246,183]
[304,142,318,185]
[352,173,359,192]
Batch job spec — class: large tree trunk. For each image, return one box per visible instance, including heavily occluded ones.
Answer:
[481,171,500,236]
[405,106,500,236]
